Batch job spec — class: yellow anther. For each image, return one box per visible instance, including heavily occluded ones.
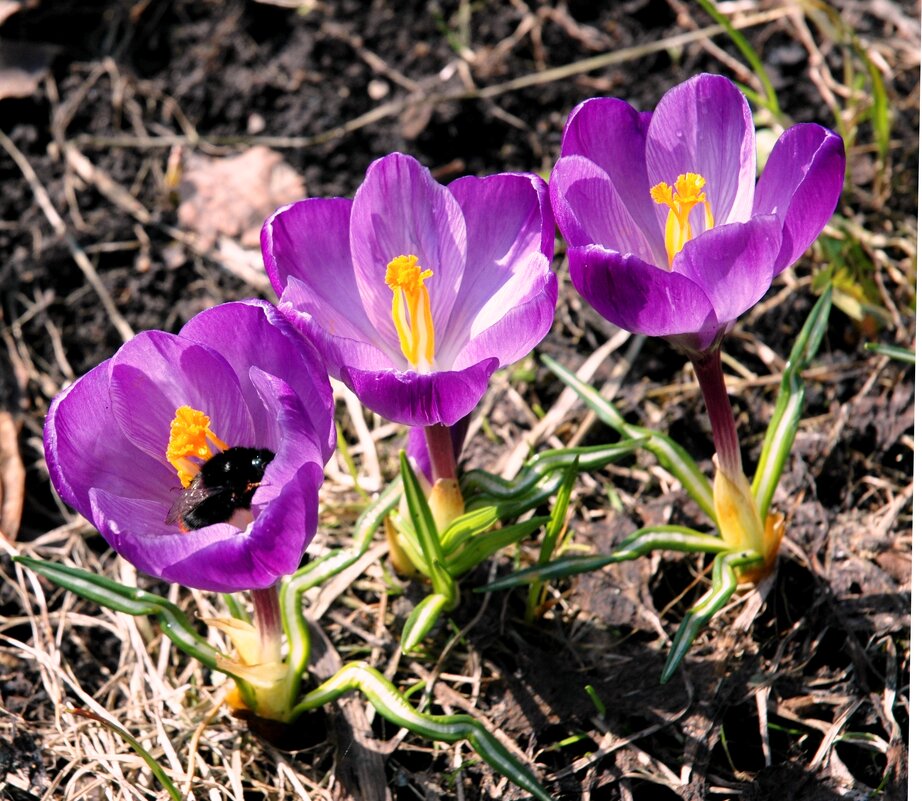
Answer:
[650,172,715,267]
[166,405,228,487]
[385,254,436,371]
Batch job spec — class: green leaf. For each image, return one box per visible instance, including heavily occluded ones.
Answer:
[398,452,458,605]
[353,476,402,552]
[400,592,451,652]
[287,548,362,589]
[70,709,183,801]
[527,458,580,618]
[694,0,781,119]
[440,506,500,554]
[474,473,561,519]
[865,342,915,364]
[461,440,645,503]
[480,526,728,591]
[15,556,222,672]
[446,516,549,578]
[291,661,554,801]
[541,355,716,521]
[660,549,763,683]
[752,288,832,520]
[400,452,446,566]
[543,457,579,558]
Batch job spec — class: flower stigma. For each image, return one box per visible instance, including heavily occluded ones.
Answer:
[650,172,715,267]
[166,405,229,487]
[385,254,436,372]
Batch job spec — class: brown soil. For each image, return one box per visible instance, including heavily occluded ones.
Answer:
[0,1,916,800]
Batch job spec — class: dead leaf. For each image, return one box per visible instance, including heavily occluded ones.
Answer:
[0,411,24,541]
[177,146,306,250]
[0,1,26,27]
[0,38,57,100]
[399,100,432,140]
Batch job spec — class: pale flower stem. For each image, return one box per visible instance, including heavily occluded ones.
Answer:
[251,584,283,663]
[692,349,743,479]
[424,423,457,481]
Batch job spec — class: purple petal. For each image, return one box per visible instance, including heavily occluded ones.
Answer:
[551,155,660,263]
[440,172,557,364]
[107,331,254,465]
[164,462,323,592]
[646,74,756,225]
[454,258,557,369]
[557,98,662,258]
[44,362,175,514]
[262,197,400,359]
[93,462,323,592]
[341,358,500,427]
[180,300,336,462]
[247,366,324,512]
[568,245,722,340]
[278,276,401,376]
[349,153,467,345]
[753,123,845,275]
[672,215,782,324]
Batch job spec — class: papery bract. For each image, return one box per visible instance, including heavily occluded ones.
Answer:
[262,152,558,427]
[550,73,845,354]
[44,300,336,593]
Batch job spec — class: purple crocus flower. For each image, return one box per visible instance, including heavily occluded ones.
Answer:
[550,73,845,355]
[44,300,336,593]
[261,152,557,430]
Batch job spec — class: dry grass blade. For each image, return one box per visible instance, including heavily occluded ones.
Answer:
[0,410,25,540]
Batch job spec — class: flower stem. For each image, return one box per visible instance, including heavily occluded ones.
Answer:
[424,424,457,482]
[691,349,742,478]
[251,585,283,664]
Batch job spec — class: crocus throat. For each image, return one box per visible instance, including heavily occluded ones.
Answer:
[385,254,435,372]
[166,405,229,487]
[650,172,715,268]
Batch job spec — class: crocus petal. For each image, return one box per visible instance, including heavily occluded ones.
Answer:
[267,155,555,425]
[108,332,255,466]
[180,299,336,461]
[349,153,467,347]
[752,123,845,275]
[45,299,335,593]
[341,358,499,427]
[261,197,400,360]
[89,489,200,562]
[440,172,557,363]
[406,426,432,482]
[160,463,323,592]
[45,362,175,513]
[247,366,324,511]
[646,74,756,225]
[557,98,662,258]
[92,462,323,593]
[551,155,659,263]
[672,215,782,324]
[279,276,400,377]
[568,245,722,341]
[454,256,557,369]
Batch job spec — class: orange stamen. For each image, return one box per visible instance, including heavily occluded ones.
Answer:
[165,405,228,487]
[385,254,436,371]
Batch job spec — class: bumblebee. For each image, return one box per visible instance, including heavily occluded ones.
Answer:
[166,447,274,531]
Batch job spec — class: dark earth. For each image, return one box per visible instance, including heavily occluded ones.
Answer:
[0,1,917,800]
